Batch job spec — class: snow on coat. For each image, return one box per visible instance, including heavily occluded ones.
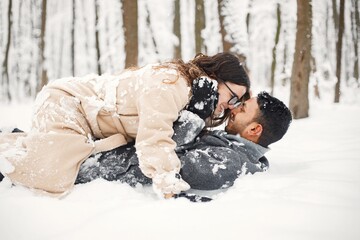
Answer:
[0,64,192,196]
[76,111,269,191]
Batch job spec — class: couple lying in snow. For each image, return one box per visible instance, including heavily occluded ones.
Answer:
[0,53,292,201]
[0,91,291,201]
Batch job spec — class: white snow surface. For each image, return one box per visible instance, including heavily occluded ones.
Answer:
[0,101,360,240]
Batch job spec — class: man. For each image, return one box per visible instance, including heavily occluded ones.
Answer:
[226,91,292,148]
[75,92,292,197]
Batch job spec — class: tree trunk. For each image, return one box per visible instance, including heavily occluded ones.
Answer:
[71,0,76,76]
[95,0,102,75]
[325,2,330,60]
[334,0,345,103]
[332,0,339,33]
[218,0,232,52]
[37,0,48,92]
[32,2,39,88]
[1,0,12,100]
[122,0,138,68]
[270,3,281,95]
[173,0,182,59]
[26,1,34,96]
[195,0,205,54]
[246,0,253,35]
[15,0,23,99]
[281,41,288,86]
[351,0,359,84]
[57,23,65,78]
[81,0,91,71]
[0,1,3,47]
[71,0,75,76]
[311,55,320,99]
[289,0,312,119]
[145,2,159,61]
[105,15,114,71]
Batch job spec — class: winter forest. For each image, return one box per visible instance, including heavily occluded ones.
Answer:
[0,0,359,119]
[1,1,360,239]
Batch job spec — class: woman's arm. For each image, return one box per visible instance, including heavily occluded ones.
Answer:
[135,81,190,196]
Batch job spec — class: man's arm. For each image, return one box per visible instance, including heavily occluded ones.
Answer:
[179,146,244,190]
[178,133,269,191]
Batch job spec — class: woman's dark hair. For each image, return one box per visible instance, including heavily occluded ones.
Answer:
[167,52,251,127]
[191,53,250,86]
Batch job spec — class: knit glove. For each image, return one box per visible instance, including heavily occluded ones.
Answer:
[152,171,190,196]
[187,76,219,120]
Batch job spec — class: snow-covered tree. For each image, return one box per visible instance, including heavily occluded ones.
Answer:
[0,0,359,107]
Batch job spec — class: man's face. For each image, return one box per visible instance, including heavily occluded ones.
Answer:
[225,97,259,137]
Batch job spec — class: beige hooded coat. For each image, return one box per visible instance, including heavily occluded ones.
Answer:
[0,64,191,196]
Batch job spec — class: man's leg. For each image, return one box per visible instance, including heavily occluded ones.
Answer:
[0,128,24,133]
[12,128,24,133]
[76,142,152,186]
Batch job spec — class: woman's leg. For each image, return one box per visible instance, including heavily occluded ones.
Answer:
[0,89,95,195]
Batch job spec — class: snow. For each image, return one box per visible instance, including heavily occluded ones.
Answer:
[194,101,204,110]
[0,156,15,174]
[212,163,226,175]
[1,101,360,240]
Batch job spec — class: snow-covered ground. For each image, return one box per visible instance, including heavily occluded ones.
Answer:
[0,101,359,240]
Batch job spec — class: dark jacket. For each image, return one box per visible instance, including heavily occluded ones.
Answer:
[75,111,269,190]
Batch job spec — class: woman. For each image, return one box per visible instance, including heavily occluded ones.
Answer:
[0,52,250,198]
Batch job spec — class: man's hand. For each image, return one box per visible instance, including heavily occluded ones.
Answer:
[187,76,219,120]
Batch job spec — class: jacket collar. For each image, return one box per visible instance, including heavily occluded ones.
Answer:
[211,130,269,161]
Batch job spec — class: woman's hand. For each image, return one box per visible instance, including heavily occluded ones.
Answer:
[164,193,175,199]
[152,171,190,198]
[187,77,219,120]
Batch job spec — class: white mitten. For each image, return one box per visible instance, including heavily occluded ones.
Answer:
[152,171,190,197]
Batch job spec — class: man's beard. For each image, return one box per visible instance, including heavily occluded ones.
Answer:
[225,118,248,136]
